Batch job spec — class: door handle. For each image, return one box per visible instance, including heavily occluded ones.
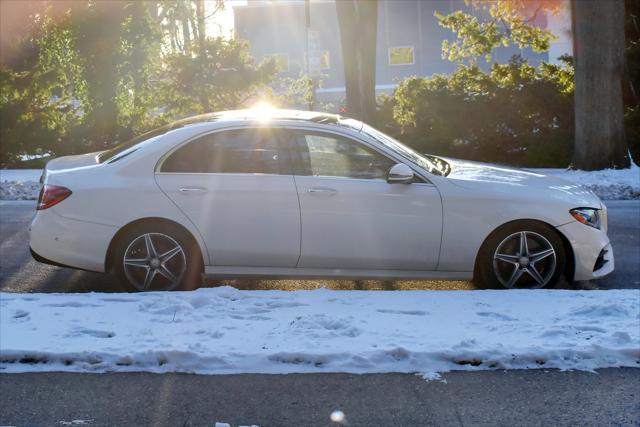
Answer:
[307,187,337,195]
[179,187,207,193]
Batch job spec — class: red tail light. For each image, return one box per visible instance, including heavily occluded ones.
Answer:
[37,185,72,210]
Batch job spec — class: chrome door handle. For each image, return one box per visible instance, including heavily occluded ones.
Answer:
[179,187,207,193]
[307,187,337,195]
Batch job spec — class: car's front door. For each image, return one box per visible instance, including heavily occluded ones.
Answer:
[155,127,300,267]
[287,129,443,271]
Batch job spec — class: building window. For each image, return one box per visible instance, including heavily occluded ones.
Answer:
[388,46,414,66]
[266,53,290,72]
[319,51,330,70]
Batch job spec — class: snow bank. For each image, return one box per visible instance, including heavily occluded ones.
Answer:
[0,169,41,200]
[533,163,640,200]
[1,287,638,376]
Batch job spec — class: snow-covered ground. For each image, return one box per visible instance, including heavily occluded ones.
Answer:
[1,287,638,377]
[0,169,41,200]
[1,165,638,200]
[536,163,640,200]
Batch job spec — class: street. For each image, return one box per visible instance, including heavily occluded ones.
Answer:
[1,370,639,426]
[1,200,639,426]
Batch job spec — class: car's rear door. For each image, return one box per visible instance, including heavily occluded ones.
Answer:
[155,127,301,267]
[285,129,443,270]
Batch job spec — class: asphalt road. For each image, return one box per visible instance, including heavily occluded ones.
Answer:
[1,369,639,427]
[1,200,638,292]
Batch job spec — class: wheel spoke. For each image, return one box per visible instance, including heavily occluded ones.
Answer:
[495,253,520,265]
[505,266,524,288]
[530,248,554,263]
[526,265,546,287]
[124,258,149,268]
[157,265,178,284]
[144,234,157,258]
[519,231,529,256]
[159,246,182,263]
[142,268,157,290]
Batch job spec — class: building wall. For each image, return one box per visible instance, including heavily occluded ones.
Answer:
[233,0,568,105]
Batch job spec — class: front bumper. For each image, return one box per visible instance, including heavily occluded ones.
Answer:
[557,221,614,281]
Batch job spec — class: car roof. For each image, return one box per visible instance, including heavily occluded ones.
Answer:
[168,108,358,129]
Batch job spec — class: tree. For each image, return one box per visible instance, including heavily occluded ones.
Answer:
[335,0,377,123]
[0,11,86,164]
[572,0,630,170]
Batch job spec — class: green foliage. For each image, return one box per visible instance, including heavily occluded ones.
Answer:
[388,56,574,167]
[375,0,575,167]
[0,12,86,164]
[1,1,275,165]
[159,37,276,117]
[436,0,558,64]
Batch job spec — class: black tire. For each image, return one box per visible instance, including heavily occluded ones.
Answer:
[111,221,203,292]
[474,221,565,289]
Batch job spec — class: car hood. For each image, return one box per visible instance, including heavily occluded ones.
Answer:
[45,152,100,172]
[442,157,602,208]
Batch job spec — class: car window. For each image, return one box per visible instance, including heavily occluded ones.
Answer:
[291,131,395,180]
[160,128,284,174]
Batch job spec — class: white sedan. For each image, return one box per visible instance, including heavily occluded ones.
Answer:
[30,109,614,291]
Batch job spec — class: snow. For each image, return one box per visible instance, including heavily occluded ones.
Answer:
[0,169,41,200]
[1,287,638,377]
[1,164,638,200]
[533,163,640,200]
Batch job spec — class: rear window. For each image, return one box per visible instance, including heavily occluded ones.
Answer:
[160,128,284,174]
[97,124,175,163]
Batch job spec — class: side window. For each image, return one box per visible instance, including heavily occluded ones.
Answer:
[160,129,283,174]
[292,131,395,180]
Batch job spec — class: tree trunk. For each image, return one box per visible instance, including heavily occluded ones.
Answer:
[572,0,630,170]
[336,0,378,123]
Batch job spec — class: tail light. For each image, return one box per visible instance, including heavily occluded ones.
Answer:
[37,185,72,210]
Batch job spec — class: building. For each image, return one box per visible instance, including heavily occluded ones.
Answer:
[233,0,571,105]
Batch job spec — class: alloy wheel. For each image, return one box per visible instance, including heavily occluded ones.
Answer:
[122,233,186,291]
[492,231,557,289]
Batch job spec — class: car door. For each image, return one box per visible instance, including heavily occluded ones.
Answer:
[155,127,301,267]
[287,129,443,271]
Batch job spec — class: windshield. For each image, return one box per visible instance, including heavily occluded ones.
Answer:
[360,124,447,176]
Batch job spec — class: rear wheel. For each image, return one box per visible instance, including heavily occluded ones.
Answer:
[112,223,203,291]
[475,221,565,289]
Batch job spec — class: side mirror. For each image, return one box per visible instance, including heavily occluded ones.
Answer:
[387,163,414,184]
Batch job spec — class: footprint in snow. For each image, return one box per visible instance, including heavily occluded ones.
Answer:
[67,328,115,338]
[376,309,427,316]
[476,312,517,321]
[13,310,29,320]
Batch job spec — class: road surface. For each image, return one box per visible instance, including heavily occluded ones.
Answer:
[1,369,639,426]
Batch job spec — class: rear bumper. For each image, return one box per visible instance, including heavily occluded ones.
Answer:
[557,221,614,281]
[29,209,117,273]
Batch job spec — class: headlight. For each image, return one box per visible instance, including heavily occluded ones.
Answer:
[570,208,601,229]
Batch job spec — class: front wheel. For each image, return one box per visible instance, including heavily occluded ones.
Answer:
[475,221,565,289]
[112,223,203,292]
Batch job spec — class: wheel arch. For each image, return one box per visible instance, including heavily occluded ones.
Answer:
[473,218,575,283]
[105,217,205,273]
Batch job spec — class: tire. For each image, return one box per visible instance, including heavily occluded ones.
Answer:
[112,222,203,292]
[474,221,565,289]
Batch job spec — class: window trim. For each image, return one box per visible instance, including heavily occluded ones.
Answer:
[388,45,415,66]
[155,126,293,176]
